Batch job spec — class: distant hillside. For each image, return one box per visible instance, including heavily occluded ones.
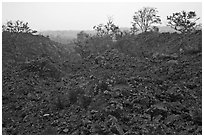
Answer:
[39,26,176,44]
[39,30,96,44]
[158,26,178,33]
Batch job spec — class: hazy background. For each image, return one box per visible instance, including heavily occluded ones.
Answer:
[2,2,202,31]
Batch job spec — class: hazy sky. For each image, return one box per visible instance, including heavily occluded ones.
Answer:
[2,2,202,31]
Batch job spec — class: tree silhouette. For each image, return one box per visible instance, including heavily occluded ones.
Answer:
[2,20,37,34]
[167,11,200,33]
[93,17,122,39]
[131,7,161,33]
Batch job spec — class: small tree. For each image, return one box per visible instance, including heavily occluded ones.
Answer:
[74,31,91,58]
[130,23,139,35]
[167,11,200,33]
[2,20,37,34]
[93,17,122,39]
[131,7,161,33]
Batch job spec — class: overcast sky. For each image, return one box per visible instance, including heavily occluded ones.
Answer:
[2,2,202,31]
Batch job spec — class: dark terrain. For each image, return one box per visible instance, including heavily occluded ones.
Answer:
[2,30,202,135]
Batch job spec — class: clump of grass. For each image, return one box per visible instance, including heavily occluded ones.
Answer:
[68,88,84,105]
[78,95,92,109]
[53,93,70,110]
[55,95,64,109]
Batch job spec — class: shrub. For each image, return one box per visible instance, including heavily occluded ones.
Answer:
[167,11,200,34]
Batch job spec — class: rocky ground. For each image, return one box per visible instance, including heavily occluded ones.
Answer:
[2,31,202,135]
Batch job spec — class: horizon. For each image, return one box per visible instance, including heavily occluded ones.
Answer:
[38,26,174,32]
[2,2,202,31]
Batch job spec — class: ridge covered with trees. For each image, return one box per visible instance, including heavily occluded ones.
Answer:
[2,7,202,135]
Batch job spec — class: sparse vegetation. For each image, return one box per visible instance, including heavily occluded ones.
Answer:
[167,11,200,33]
[93,17,122,39]
[2,20,37,34]
[131,7,161,33]
[2,8,202,135]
